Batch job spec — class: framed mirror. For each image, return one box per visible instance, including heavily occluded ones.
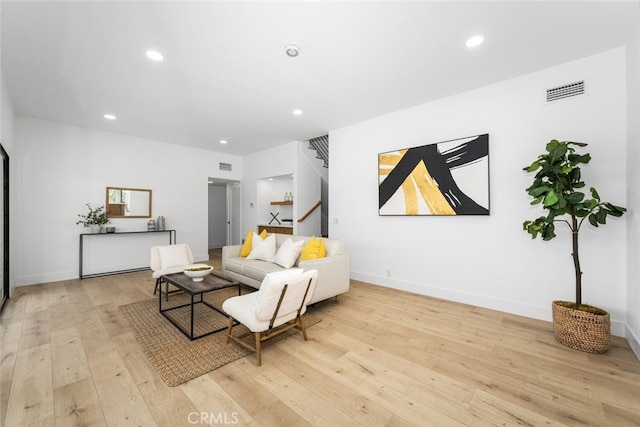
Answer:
[106,187,152,218]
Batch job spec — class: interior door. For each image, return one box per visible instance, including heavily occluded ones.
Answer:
[0,144,9,312]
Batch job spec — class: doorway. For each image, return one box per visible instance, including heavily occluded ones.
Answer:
[0,144,9,312]
[208,178,241,249]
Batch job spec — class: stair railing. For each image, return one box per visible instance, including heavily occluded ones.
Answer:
[297,201,322,223]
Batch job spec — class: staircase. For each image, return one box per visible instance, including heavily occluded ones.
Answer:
[306,134,329,236]
[308,134,329,168]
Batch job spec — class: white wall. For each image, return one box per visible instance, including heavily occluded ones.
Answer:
[257,177,292,227]
[626,19,640,357]
[330,48,629,336]
[241,141,297,235]
[1,72,16,295]
[1,77,13,150]
[295,142,322,236]
[15,116,242,285]
[241,141,322,237]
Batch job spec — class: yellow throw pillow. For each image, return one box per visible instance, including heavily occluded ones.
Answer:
[300,236,326,261]
[240,229,268,257]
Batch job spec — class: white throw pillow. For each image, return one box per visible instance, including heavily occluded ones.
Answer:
[247,232,276,261]
[273,237,305,268]
[157,244,190,268]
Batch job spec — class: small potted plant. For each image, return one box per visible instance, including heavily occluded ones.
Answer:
[76,203,110,233]
[522,139,626,353]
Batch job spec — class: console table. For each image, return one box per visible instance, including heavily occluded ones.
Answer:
[79,230,176,279]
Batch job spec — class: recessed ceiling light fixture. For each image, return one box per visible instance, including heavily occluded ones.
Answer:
[292,109,302,116]
[146,50,164,61]
[285,43,300,57]
[219,140,227,144]
[465,35,484,48]
[104,114,116,120]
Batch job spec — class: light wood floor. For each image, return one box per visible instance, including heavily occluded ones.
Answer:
[2,250,640,426]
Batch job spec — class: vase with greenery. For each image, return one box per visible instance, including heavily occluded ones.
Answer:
[522,139,626,353]
[76,203,110,233]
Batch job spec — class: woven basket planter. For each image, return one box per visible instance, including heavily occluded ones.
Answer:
[552,301,610,353]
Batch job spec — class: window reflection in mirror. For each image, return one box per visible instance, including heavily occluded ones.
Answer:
[106,187,152,218]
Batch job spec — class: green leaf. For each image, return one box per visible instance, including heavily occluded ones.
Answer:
[565,192,584,204]
[528,185,551,197]
[542,224,556,240]
[569,167,581,182]
[574,209,589,217]
[588,213,599,227]
[596,209,607,224]
[607,204,627,217]
[556,195,567,209]
[550,144,568,163]
[545,140,560,152]
[523,161,540,172]
[523,221,539,238]
[590,187,600,200]
[570,141,588,147]
[543,190,558,207]
[530,196,543,206]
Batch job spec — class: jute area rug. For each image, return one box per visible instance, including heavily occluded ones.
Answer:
[119,286,320,387]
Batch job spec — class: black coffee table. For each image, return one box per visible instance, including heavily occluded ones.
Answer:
[159,271,241,340]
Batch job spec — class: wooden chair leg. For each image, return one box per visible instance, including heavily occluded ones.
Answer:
[226,316,234,343]
[255,332,262,366]
[299,316,308,341]
[165,282,170,301]
[154,278,160,295]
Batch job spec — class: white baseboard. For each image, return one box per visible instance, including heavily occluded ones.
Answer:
[17,271,77,286]
[17,254,214,287]
[351,272,627,337]
[626,325,640,362]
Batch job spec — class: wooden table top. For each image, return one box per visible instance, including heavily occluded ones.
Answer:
[161,271,239,295]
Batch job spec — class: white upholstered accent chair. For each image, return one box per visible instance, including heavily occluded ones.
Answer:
[222,269,318,366]
[150,243,198,300]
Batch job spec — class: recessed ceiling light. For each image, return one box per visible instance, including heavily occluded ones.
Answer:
[220,140,228,144]
[466,35,484,48]
[285,43,300,57]
[146,50,164,61]
[104,114,116,120]
[292,109,302,116]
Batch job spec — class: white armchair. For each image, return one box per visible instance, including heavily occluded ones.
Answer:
[150,243,198,300]
[222,269,318,366]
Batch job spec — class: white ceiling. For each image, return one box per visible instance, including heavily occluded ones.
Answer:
[2,1,638,156]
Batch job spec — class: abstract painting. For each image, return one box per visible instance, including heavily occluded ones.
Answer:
[378,134,489,215]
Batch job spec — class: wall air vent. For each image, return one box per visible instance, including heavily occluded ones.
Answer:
[219,162,232,171]
[546,80,585,102]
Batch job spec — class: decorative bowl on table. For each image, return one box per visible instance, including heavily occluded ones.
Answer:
[183,265,213,282]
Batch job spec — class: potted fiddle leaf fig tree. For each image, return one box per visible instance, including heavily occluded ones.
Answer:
[522,139,626,353]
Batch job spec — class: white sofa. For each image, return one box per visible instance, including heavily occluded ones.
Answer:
[221,233,350,304]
